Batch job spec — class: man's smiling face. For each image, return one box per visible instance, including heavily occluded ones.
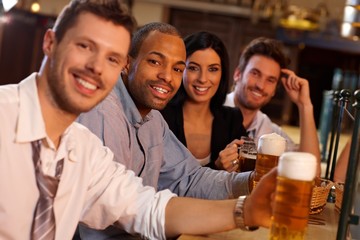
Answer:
[235,54,281,110]
[126,31,186,116]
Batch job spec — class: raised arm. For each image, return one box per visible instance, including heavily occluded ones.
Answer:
[281,69,321,176]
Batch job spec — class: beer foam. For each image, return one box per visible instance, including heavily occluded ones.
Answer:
[240,152,257,160]
[278,152,317,181]
[257,133,286,156]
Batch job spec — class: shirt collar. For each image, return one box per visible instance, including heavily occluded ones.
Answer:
[247,111,263,138]
[16,73,78,162]
[114,75,153,126]
[16,73,47,143]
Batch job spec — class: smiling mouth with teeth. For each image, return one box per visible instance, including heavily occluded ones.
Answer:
[194,86,209,92]
[152,86,169,94]
[77,78,97,90]
[251,91,263,97]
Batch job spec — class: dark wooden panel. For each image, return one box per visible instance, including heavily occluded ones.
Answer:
[169,8,276,81]
[0,9,55,85]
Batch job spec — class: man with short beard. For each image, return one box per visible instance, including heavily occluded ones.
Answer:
[0,1,276,240]
[224,37,321,176]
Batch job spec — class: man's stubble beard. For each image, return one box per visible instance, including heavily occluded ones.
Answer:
[46,58,93,116]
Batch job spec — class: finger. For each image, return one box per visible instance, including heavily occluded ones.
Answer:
[291,77,298,90]
[229,159,240,172]
[280,68,294,76]
[285,76,300,92]
[219,147,238,160]
[281,73,292,91]
[223,158,239,172]
[258,167,278,191]
[227,139,242,148]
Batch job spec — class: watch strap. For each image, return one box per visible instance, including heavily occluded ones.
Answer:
[234,196,259,231]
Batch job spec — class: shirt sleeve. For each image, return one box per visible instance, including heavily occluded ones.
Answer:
[79,136,176,240]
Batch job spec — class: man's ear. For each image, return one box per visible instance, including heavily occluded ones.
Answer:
[233,67,242,83]
[43,29,56,57]
[121,56,131,75]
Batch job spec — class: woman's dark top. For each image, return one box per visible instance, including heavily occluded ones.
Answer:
[160,105,247,169]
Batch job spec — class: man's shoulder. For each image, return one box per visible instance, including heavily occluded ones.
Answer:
[150,110,169,128]
[0,84,18,103]
[255,111,290,137]
[71,122,104,139]
[224,92,235,107]
[255,111,273,123]
[256,111,283,130]
[249,111,276,135]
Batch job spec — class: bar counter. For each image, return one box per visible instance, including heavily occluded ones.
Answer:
[178,203,339,240]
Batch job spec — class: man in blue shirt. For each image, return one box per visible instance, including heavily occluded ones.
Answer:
[78,22,254,239]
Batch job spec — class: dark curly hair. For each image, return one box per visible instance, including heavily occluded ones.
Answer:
[237,37,289,73]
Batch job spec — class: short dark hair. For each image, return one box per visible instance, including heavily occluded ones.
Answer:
[238,37,289,73]
[129,22,181,58]
[53,0,136,43]
[170,31,230,109]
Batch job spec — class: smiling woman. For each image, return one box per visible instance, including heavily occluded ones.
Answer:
[161,31,248,172]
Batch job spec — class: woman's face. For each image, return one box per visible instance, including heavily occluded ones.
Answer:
[183,48,222,104]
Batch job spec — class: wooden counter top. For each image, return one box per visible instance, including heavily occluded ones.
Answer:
[178,203,339,240]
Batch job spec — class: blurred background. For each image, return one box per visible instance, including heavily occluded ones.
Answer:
[0,0,357,140]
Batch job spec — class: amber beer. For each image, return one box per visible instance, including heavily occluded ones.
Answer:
[237,137,257,172]
[269,152,317,240]
[238,151,257,172]
[253,133,286,187]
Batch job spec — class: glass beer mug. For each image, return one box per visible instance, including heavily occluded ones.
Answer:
[253,133,286,188]
[237,136,257,172]
[270,152,317,240]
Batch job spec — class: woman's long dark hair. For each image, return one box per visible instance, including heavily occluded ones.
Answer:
[168,31,230,111]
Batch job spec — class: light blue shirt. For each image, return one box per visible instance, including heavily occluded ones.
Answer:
[77,76,251,239]
[224,92,298,151]
[79,77,251,197]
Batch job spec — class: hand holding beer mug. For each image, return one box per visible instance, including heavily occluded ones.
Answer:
[237,136,257,172]
[270,152,317,240]
[253,133,286,188]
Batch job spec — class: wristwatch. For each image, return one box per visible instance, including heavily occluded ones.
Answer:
[234,196,259,231]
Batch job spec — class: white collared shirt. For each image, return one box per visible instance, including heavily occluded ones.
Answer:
[0,73,175,240]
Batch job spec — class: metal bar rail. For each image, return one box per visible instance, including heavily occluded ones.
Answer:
[337,89,360,240]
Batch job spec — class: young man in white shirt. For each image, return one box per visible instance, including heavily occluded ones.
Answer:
[0,1,277,239]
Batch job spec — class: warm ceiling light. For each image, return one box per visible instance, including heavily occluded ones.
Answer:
[31,2,40,13]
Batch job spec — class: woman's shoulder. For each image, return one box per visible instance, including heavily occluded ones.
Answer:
[161,104,180,113]
[160,105,182,120]
[214,105,243,121]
